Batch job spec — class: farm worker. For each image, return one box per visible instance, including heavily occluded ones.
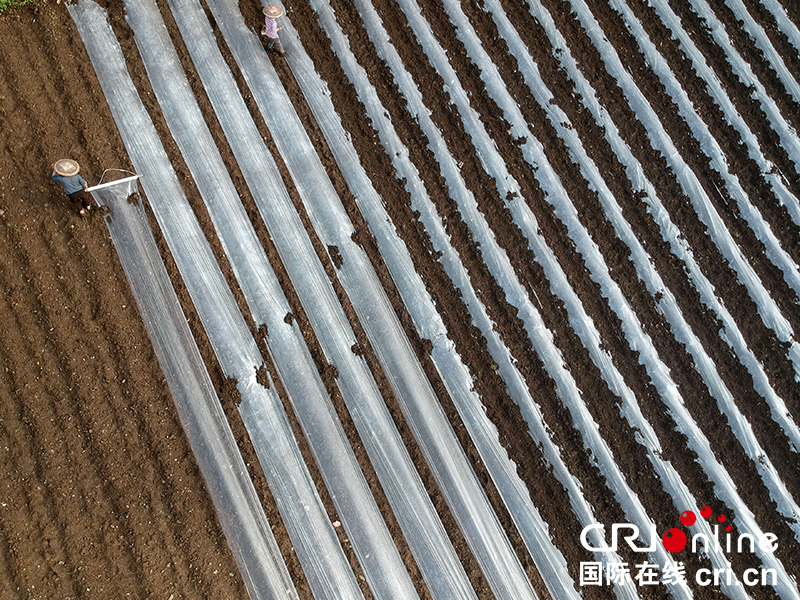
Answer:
[51,159,92,216]
[261,5,285,56]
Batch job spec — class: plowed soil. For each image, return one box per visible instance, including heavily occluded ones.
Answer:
[1,0,799,598]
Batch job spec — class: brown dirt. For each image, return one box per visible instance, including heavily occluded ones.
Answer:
[1,0,799,598]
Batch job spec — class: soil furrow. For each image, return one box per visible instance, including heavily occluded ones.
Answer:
[468,0,800,513]
[633,0,800,267]
[529,0,800,419]
[584,0,800,337]
[315,0,717,589]
[702,0,800,135]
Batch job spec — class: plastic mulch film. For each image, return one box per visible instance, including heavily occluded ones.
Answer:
[74,3,375,599]
[280,18,591,600]
[204,0,539,598]
[154,0,483,597]
[121,0,391,595]
[85,175,298,600]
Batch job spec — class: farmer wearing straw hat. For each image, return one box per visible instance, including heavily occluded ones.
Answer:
[261,5,285,56]
[51,159,92,216]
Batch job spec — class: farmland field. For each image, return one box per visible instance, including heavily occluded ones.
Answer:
[1,0,799,598]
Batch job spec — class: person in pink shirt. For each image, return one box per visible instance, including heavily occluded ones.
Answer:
[261,5,285,56]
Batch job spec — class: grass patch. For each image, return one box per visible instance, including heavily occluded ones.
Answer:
[0,0,42,14]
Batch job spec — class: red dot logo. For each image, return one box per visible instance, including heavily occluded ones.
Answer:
[662,528,687,553]
[718,514,727,523]
[680,510,696,527]
[726,525,732,532]
[700,506,712,518]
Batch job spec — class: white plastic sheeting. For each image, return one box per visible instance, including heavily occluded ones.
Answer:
[160,0,480,597]
[524,0,800,595]
[122,0,373,597]
[424,0,798,589]
[760,0,800,61]
[310,0,690,595]
[516,0,800,453]
[341,0,800,593]
[73,3,372,599]
[719,0,800,105]
[282,6,650,599]
[280,16,584,600]
[618,0,800,452]
[608,0,800,300]
[83,174,297,600]
[449,0,800,543]
[335,0,701,595]
[551,0,798,360]
[648,0,800,228]
[206,0,538,597]
[66,0,800,597]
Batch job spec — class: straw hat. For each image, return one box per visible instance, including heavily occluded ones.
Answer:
[53,159,80,177]
[262,5,284,18]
